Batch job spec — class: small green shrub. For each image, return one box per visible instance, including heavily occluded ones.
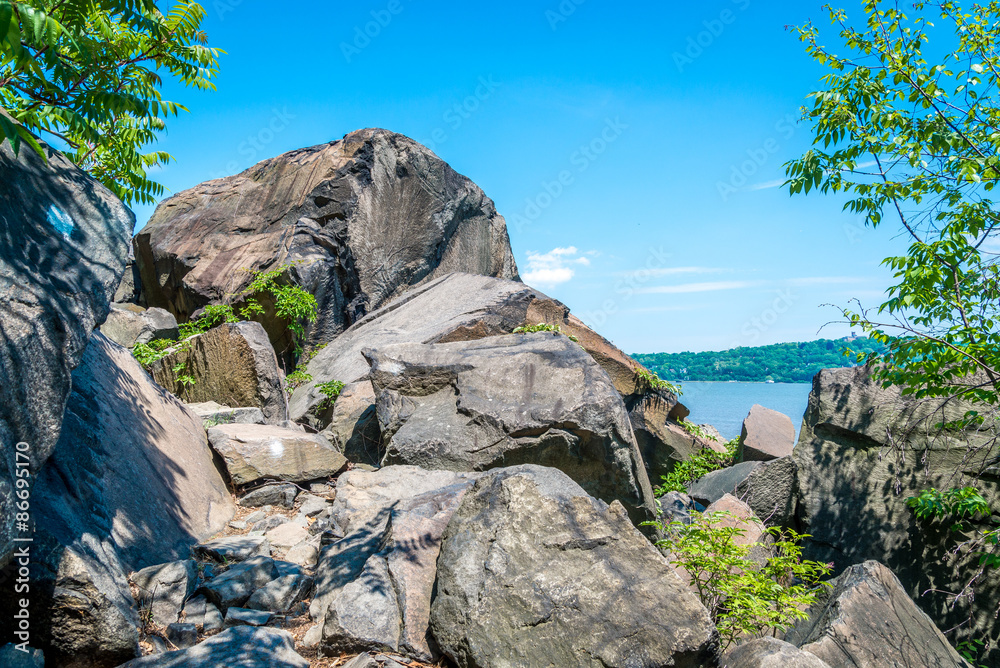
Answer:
[131,339,176,367]
[656,437,739,495]
[635,367,683,396]
[679,419,721,442]
[512,322,579,342]
[648,511,832,650]
[907,486,999,570]
[317,380,346,409]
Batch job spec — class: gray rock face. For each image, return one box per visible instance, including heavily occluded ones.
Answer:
[135,129,519,363]
[629,404,714,485]
[99,303,178,348]
[785,561,970,668]
[179,594,223,632]
[151,321,289,424]
[164,623,197,650]
[735,456,798,528]
[131,560,199,627]
[0,129,132,566]
[195,556,279,612]
[187,401,267,427]
[193,536,270,563]
[366,334,656,521]
[688,461,762,508]
[739,404,795,462]
[722,638,830,668]
[430,465,720,668]
[116,626,309,668]
[207,423,346,486]
[16,334,234,667]
[793,367,1000,661]
[224,607,273,627]
[311,466,479,662]
[238,483,298,509]
[246,573,314,613]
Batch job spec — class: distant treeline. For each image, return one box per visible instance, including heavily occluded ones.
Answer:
[632,337,887,384]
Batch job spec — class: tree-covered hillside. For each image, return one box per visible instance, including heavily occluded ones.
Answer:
[632,337,886,383]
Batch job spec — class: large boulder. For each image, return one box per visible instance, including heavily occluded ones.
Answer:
[311,466,479,661]
[115,626,309,668]
[134,129,519,361]
[429,465,720,667]
[0,127,132,565]
[738,404,795,463]
[207,423,346,486]
[99,303,178,348]
[722,638,830,668]
[631,406,717,485]
[794,366,1000,664]
[784,561,971,668]
[5,333,234,666]
[150,321,288,424]
[366,333,656,520]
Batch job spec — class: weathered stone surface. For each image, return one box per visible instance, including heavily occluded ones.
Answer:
[164,623,197,650]
[196,556,279,612]
[151,322,288,424]
[207,423,346,486]
[179,594,223,632]
[367,333,655,520]
[735,456,798,528]
[629,403,713,484]
[705,494,765,548]
[722,638,830,668]
[688,461,761,508]
[656,490,696,526]
[246,573,314,613]
[0,125,132,565]
[342,654,379,668]
[793,367,1000,661]
[14,334,234,667]
[785,561,971,668]
[131,560,198,627]
[265,522,309,549]
[284,539,320,568]
[188,401,266,427]
[193,536,270,563]
[135,129,519,362]
[312,466,478,662]
[238,483,298,509]
[739,404,795,463]
[430,465,720,668]
[100,303,178,348]
[116,626,308,667]
[322,380,382,466]
[297,493,329,517]
[0,643,44,668]
[224,607,273,627]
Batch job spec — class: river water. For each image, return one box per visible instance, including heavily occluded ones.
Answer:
[675,381,813,441]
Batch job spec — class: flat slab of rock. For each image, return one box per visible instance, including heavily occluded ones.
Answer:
[739,404,795,462]
[224,607,273,627]
[0,126,131,565]
[116,626,308,667]
[207,423,346,486]
[238,483,298,509]
[265,522,309,549]
[734,455,797,527]
[430,465,719,668]
[100,303,178,348]
[193,536,271,562]
[688,461,761,508]
[786,561,970,667]
[312,467,479,661]
[723,637,830,667]
[132,560,198,626]
[367,333,655,520]
[246,573,314,613]
[151,321,289,424]
[188,401,267,427]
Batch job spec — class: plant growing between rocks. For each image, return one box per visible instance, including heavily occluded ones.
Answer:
[634,366,683,396]
[512,322,579,342]
[656,437,739,495]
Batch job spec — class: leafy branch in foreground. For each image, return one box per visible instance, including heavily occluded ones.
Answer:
[648,511,832,650]
[0,0,221,204]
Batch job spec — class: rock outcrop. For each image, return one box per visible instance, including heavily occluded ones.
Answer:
[0,128,132,565]
[738,404,795,462]
[11,333,234,666]
[116,627,309,667]
[366,333,656,520]
[784,560,971,668]
[722,638,830,668]
[430,465,720,668]
[134,129,519,360]
[99,303,178,348]
[794,366,999,663]
[150,321,289,424]
[207,423,346,486]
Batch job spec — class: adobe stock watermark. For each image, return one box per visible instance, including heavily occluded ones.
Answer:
[674,0,751,73]
[546,0,587,30]
[213,0,243,20]
[208,107,296,180]
[422,76,501,153]
[341,0,404,63]
[739,289,797,343]
[509,117,628,233]
[716,113,797,202]
[583,246,674,329]
[11,441,33,654]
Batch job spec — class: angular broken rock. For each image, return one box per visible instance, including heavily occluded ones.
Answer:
[738,404,795,462]
[238,483,298,509]
[131,559,198,626]
[180,594,223,632]
[734,455,798,528]
[688,461,762,508]
[265,522,309,549]
[195,555,279,612]
[705,494,766,548]
[151,321,289,424]
[785,561,971,668]
[246,573,314,613]
[187,401,267,427]
[100,303,179,348]
[193,535,271,562]
[207,423,346,486]
[722,637,831,668]
[312,466,479,662]
[165,622,197,649]
[430,465,720,668]
[224,607,273,628]
[366,333,656,520]
[116,626,308,667]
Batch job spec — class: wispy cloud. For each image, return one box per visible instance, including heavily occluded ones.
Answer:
[636,266,728,277]
[785,276,872,287]
[744,178,786,192]
[522,246,592,286]
[636,280,763,295]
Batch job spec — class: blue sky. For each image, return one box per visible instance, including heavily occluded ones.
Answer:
[133,0,910,354]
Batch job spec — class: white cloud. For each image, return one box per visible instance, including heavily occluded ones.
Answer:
[636,280,763,295]
[744,179,786,192]
[632,266,727,277]
[522,246,592,287]
[785,276,872,286]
